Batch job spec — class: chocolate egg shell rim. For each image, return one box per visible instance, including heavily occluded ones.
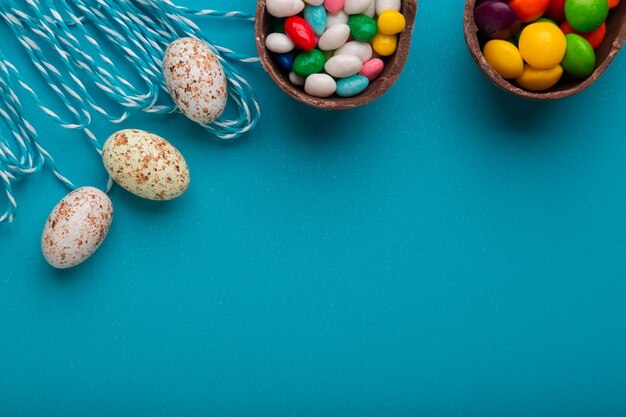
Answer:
[255,0,418,109]
[463,0,626,100]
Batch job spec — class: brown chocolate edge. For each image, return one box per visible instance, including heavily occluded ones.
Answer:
[463,0,626,100]
[255,0,418,110]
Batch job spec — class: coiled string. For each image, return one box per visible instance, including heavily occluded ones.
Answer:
[0,0,260,223]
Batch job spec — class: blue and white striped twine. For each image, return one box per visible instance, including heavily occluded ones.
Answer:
[0,0,260,223]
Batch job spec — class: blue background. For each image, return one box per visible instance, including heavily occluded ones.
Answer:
[1,1,626,415]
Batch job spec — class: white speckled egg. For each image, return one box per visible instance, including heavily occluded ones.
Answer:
[102,129,190,201]
[163,37,228,124]
[41,187,113,269]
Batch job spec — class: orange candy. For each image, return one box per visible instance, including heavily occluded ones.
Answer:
[509,0,551,22]
[560,21,607,49]
[608,0,620,8]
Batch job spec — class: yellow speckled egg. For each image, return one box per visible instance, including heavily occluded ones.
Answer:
[41,187,113,269]
[515,64,564,91]
[102,129,190,201]
[483,40,524,79]
[163,37,228,124]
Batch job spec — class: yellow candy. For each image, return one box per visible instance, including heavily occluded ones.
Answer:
[518,22,567,69]
[372,33,397,56]
[515,64,563,91]
[483,40,524,79]
[377,10,406,35]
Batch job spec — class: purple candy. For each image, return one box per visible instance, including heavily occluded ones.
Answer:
[474,1,521,40]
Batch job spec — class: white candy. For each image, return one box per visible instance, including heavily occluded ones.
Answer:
[375,0,400,14]
[325,10,349,29]
[265,33,295,53]
[363,0,376,17]
[324,55,363,78]
[318,24,350,51]
[334,41,373,63]
[289,71,306,86]
[304,74,337,97]
[266,0,305,17]
[304,0,324,4]
[344,0,371,14]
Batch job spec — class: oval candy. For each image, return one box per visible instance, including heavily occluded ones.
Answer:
[304,73,338,97]
[324,54,363,77]
[41,187,113,269]
[163,37,227,124]
[318,23,351,50]
[285,16,317,50]
[266,0,306,17]
[102,129,190,201]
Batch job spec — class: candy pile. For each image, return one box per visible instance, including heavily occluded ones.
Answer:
[474,0,620,91]
[265,0,408,98]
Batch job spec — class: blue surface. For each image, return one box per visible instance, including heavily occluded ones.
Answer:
[2,1,626,415]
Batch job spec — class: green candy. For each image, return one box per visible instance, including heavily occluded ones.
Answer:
[561,34,596,78]
[564,0,609,32]
[292,49,326,77]
[348,14,378,42]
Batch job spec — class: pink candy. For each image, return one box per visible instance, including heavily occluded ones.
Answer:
[324,0,345,15]
[358,58,384,81]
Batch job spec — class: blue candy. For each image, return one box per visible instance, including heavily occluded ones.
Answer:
[272,51,296,71]
[303,5,327,36]
[336,75,370,97]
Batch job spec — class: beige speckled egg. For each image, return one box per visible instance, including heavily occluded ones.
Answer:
[163,37,228,124]
[102,129,190,201]
[41,187,113,269]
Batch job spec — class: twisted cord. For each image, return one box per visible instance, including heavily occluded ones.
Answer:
[0,0,260,222]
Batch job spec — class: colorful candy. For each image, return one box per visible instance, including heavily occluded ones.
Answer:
[561,33,596,77]
[518,22,566,69]
[266,0,408,99]
[474,0,618,92]
[564,0,609,32]
[285,16,317,50]
[483,39,525,78]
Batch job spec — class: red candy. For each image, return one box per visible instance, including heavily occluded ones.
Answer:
[544,0,566,22]
[508,0,551,22]
[284,16,316,51]
[560,21,607,49]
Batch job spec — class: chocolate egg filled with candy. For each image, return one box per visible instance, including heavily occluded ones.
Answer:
[255,0,418,109]
[464,0,626,99]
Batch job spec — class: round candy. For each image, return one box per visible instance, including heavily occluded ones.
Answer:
[336,75,370,97]
[483,39,525,79]
[348,14,378,42]
[508,0,551,22]
[304,73,337,97]
[609,0,620,8]
[561,33,596,78]
[293,49,326,76]
[285,16,316,50]
[564,0,609,32]
[377,10,406,35]
[560,21,606,49]
[371,33,398,56]
[474,1,522,40]
[515,64,563,91]
[518,22,566,69]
